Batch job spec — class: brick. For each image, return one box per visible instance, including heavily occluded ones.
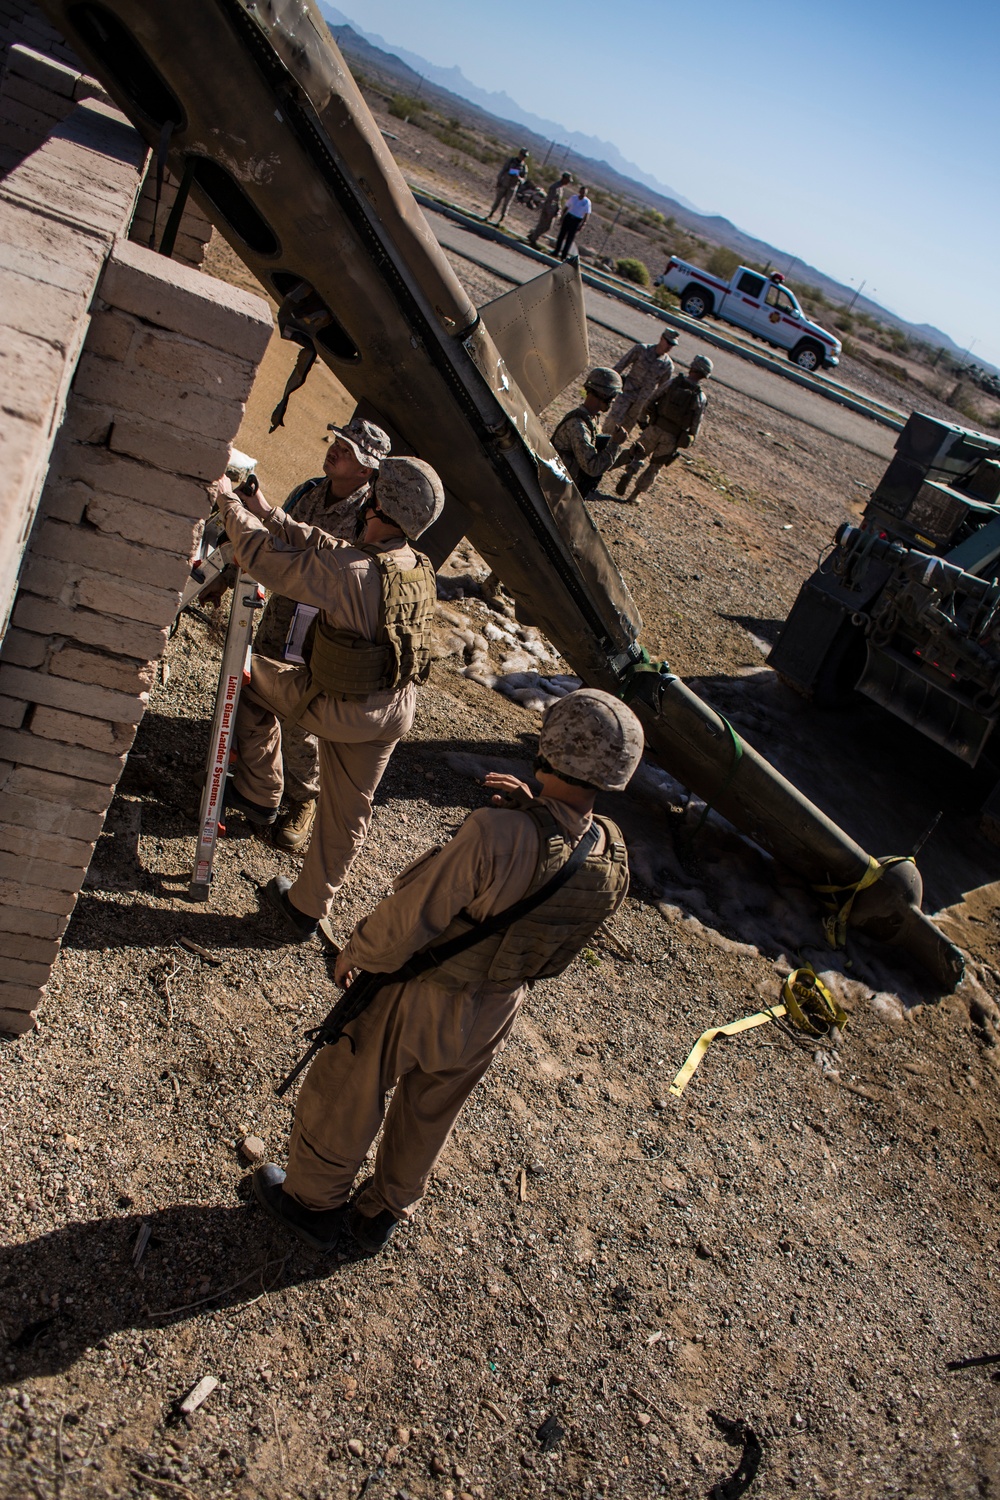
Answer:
[84,307,135,361]
[132,328,256,402]
[0,324,67,424]
[0,981,45,1009]
[0,901,71,940]
[39,478,92,524]
[0,202,105,294]
[6,762,114,813]
[6,44,79,98]
[6,152,136,238]
[0,119,38,157]
[2,74,72,119]
[31,705,137,756]
[53,446,213,519]
[0,722,125,785]
[0,269,84,355]
[57,397,116,449]
[0,95,60,135]
[0,694,27,728]
[0,662,146,722]
[1,787,105,842]
[85,491,200,555]
[49,645,154,697]
[72,76,111,107]
[28,518,189,591]
[0,929,60,965]
[0,627,48,668]
[0,874,81,912]
[0,813,94,867]
[109,412,234,484]
[0,1005,39,1034]
[0,849,87,893]
[18,552,76,601]
[100,239,273,363]
[74,571,182,629]
[14,592,169,660]
[2,954,51,986]
[74,352,246,439]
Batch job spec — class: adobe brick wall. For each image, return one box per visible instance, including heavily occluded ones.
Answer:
[0,95,148,641]
[0,241,272,1033]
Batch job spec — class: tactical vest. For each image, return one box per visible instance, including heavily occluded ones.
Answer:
[285,545,436,721]
[424,799,629,992]
[648,378,704,436]
[551,406,596,480]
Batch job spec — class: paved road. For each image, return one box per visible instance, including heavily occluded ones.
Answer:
[430,213,897,462]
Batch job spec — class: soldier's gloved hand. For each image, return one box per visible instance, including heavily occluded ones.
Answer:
[677,433,693,448]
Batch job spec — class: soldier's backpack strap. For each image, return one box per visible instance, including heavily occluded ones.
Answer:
[284,477,325,514]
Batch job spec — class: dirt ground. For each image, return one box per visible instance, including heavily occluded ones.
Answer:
[2,203,1000,1500]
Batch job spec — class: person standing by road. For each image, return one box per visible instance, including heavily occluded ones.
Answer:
[250,689,643,1257]
[603,329,680,439]
[553,185,591,260]
[551,366,627,497]
[252,417,391,853]
[528,171,573,247]
[486,148,529,224]
[615,354,713,501]
[215,457,444,942]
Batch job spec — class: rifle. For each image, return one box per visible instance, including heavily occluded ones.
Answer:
[275,818,601,1097]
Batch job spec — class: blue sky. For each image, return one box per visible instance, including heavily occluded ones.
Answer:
[341,0,1000,366]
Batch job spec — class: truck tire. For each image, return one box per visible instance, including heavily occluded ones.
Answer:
[680,286,713,319]
[790,341,824,372]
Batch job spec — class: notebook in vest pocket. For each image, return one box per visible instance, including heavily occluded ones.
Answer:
[283,603,319,664]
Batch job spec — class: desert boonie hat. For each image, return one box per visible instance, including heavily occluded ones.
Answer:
[326,416,392,469]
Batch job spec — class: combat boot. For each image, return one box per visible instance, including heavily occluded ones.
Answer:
[252,1164,347,1252]
[264,874,318,942]
[345,1183,400,1258]
[273,798,317,853]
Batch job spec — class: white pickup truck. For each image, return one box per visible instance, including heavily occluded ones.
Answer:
[655,258,842,372]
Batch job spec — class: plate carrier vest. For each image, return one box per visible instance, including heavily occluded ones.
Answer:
[285,544,436,723]
[424,797,629,992]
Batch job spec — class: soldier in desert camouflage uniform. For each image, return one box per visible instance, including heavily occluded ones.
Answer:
[528,171,572,247]
[615,355,713,502]
[602,328,680,438]
[252,418,391,851]
[249,689,643,1258]
[550,367,627,498]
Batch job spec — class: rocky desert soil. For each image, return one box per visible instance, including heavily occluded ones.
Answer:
[2,212,999,1500]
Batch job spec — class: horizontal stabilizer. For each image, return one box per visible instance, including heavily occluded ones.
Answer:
[478,261,589,416]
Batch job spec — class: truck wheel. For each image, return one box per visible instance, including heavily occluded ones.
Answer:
[791,341,824,372]
[681,287,712,319]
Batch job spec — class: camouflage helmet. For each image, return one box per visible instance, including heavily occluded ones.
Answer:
[539,689,644,792]
[373,457,444,539]
[584,366,623,400]
[327,416,391,469]
[690,354,713,377]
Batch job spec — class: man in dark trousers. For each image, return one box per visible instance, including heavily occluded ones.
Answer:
[251,689,643,1256]
[553,185,591,259]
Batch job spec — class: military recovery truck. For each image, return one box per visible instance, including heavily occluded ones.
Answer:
[770,411,1000,829]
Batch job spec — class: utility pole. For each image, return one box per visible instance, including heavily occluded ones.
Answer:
[597,204,623,260]
[847,278,866,312]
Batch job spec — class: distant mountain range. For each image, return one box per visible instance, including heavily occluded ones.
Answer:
[318,3,701,212]
[317,2,993,373]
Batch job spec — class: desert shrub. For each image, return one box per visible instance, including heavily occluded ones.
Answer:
[653,285,679,311]
[388,92,422,121]
[615,257,651,287]
[835,313,854,332]
[840,336,857,358]
[873,358,909,384]
[706,246,741,279]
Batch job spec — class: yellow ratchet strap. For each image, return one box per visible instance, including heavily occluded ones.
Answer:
[814,855,914,948]
[669,1003,787,1098]
[780,965,847,1038]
